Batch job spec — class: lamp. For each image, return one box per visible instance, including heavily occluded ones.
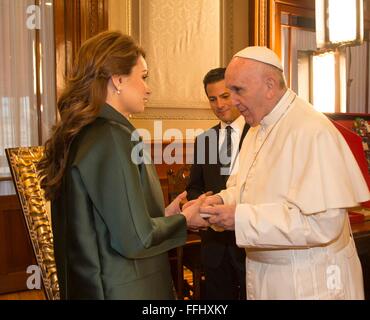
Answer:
[316,0,364,49]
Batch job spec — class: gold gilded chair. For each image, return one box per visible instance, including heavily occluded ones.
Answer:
[6,147,59,300]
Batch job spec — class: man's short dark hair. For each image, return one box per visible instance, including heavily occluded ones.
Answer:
[203,67,226,95]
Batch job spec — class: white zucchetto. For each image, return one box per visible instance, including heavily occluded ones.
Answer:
[234,46,283,71]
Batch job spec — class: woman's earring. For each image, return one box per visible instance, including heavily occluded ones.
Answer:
[117,88,121,95]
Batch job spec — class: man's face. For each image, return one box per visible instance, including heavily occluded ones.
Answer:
[225,58,269,127]
[206,79,240,124]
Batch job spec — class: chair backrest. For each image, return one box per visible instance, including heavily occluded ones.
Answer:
[6,147,59,300]
[166,164,206,299]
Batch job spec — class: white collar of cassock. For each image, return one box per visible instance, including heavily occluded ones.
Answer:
[260,88,296,129]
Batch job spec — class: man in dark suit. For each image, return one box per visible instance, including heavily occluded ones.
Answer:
[186,68,249,299]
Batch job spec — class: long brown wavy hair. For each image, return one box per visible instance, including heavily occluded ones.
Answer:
[39,31,145,200]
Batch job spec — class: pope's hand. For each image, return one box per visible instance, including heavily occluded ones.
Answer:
[202,194,224,207]
[200,204,236,231]
[165,191,187,217]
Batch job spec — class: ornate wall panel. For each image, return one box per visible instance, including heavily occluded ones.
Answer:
[139,0,221,112]
[127,0,248,121]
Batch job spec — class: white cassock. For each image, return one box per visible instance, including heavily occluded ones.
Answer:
[219,89,370,300]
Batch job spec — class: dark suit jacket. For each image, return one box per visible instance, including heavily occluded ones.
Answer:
[186,122,249,267]
[52,104,187,299]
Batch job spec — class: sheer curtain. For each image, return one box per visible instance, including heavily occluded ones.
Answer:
[281,26,370,114]
[0,0,56,195]
[289,29,317,94]
[346,43,369,113]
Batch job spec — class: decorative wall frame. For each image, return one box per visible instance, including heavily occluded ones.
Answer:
[121,0,243,121]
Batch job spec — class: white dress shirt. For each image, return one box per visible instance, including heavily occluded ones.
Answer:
[219,115,245,172]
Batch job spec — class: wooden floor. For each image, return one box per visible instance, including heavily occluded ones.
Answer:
[0,269,193,300]
[0,290,45,300]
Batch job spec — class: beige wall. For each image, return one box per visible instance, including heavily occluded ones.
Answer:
[108,0,131,34]
[233,0,250,54]
[130,118,219,142]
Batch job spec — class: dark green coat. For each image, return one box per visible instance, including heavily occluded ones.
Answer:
[52,104,187,299]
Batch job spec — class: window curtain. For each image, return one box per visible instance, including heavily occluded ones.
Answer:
[282,27,370,114]
[284,28,317,93]
[346,43,369,113]
[0,0,56,195]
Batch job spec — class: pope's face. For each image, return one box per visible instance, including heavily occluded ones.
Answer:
[206,80,240,124]
[225,58,269,127]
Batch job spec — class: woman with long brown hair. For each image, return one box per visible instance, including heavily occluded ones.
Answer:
[39,31,208,299]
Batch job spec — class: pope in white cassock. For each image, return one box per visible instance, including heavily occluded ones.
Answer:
[199,46,370,300]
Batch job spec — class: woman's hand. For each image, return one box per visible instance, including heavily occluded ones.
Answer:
[165,191,187,217]
[181,196,210,231]
[182,191,214,210]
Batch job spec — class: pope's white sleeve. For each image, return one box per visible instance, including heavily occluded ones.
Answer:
[235,202,346,249]
[218,173,237,205]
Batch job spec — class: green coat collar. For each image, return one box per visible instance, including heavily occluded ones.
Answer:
[98,103,136,132]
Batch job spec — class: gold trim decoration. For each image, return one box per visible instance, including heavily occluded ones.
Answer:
[131,107,218,120]
[126,0,132,36]
[220,0,235,65]
[6,147,59,300]
[89,0,98,36]
[254,0,269,46]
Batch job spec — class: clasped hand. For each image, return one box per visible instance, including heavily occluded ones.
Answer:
[165,191,209,231]
[166,191,236,231]
[182,194,237,231]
